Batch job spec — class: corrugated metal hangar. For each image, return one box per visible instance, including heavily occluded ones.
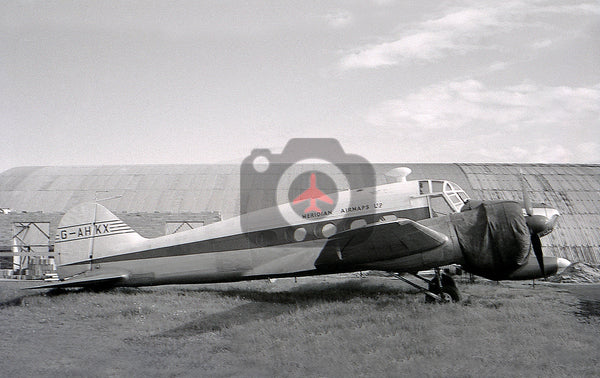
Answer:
[0,163,598,278]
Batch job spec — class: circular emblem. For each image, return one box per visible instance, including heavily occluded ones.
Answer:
[275,159,351,225]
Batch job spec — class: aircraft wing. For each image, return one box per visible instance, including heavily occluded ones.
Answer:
[24,271,129,290]
[315,219,449,269]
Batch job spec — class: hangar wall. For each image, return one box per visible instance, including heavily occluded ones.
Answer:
[0,163,598,265]
[0,211,221,246]
[459,164,600,265]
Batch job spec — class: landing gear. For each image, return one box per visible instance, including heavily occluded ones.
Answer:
[393,268,461,303]
[425,269,461,303]
[425,271,461,303]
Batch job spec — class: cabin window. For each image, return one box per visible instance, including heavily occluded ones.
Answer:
[293,227,307,242]
[350,219,367,229]
[321,223,337,238]
[255,230,277,247]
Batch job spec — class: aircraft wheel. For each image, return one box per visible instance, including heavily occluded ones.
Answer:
[425,275,461,303]
[441,285,461,302]
[440,274,461,302]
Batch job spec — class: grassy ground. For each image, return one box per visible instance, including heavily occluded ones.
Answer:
[0,276,598,377]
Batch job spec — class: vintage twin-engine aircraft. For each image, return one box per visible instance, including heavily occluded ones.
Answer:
[29,172,566,301]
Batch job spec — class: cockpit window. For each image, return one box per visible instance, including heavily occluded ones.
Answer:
[417,179,470,213]
[429,195,453,217]
[448,194,461,204]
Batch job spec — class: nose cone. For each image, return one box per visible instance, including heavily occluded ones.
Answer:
[525,207,560,236]
[557,257,571,272]
[541,213,560,236]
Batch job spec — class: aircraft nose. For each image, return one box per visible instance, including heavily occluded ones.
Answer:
[557,258,571,272]
[543,213,560,236]
[525,207,560,236]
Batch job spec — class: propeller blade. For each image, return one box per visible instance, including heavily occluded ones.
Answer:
[531,233,545,276]
[520,170,533,216]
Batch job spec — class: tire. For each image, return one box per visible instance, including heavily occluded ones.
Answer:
[441,285,461,302]
[425,278,461,303]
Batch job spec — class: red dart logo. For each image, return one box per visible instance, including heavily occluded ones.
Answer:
[292,173,334,213]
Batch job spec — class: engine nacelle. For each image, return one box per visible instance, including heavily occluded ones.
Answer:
[506,256,559,280]
[451,200,541,280]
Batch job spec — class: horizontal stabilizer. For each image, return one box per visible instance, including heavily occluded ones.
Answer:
[24,271,129,290]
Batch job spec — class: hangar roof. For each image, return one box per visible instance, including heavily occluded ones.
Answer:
[1,163,599,264]
[0,164,597,215]
[0,164,474,218]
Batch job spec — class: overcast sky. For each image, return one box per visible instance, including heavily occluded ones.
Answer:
[2,1,599,173]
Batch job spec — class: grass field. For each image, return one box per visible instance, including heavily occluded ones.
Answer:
[1,276,598,377]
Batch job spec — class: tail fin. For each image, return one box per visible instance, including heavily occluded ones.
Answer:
[55,202,146,278]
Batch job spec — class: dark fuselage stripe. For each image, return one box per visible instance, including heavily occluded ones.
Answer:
[67,207,430,266]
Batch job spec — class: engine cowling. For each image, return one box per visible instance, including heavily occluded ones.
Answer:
[506,256,560,279]
[451,200,551,280]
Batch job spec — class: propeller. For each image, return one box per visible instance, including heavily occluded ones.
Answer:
[520,170,545,276]
[460,170,559,278]
[520,169,533,217]
[530,229,545,276]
